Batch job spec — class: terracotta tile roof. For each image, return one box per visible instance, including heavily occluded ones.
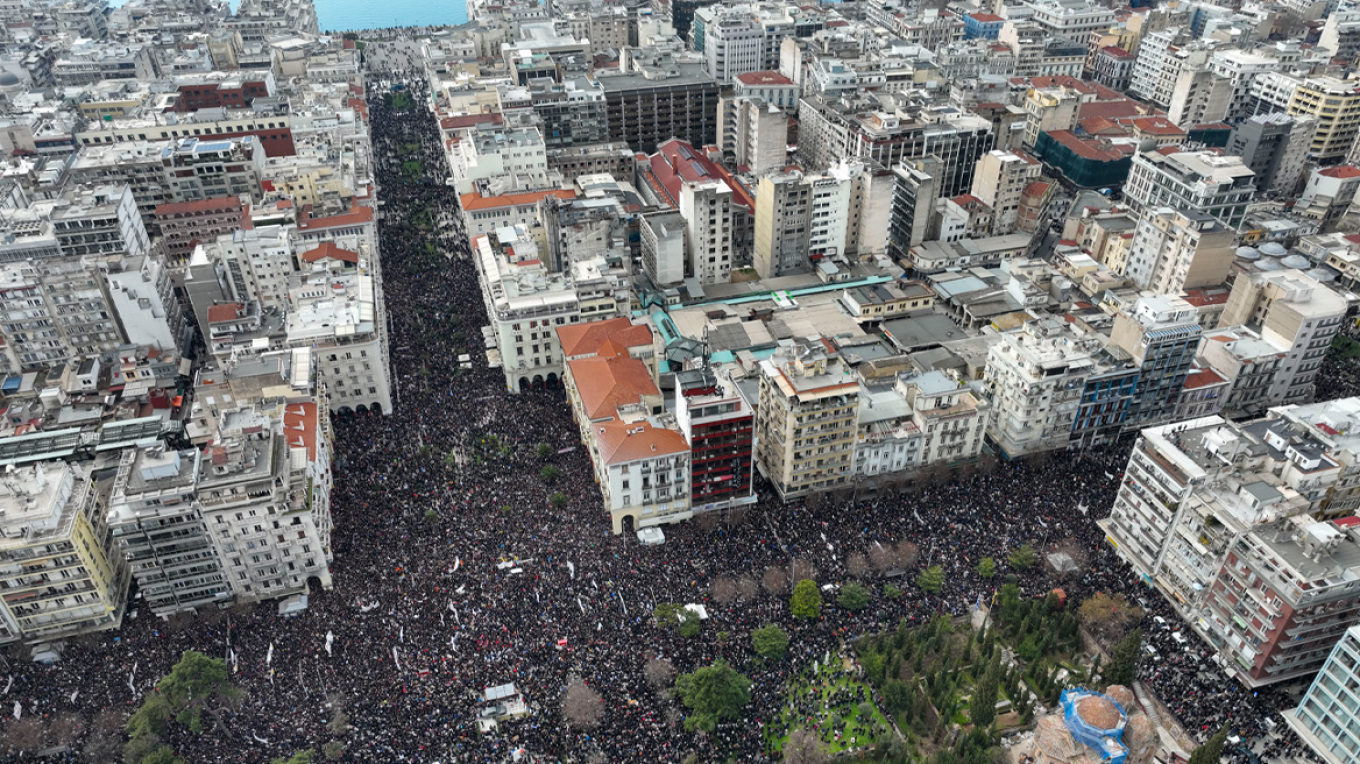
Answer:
[569,351,659,420]
[736,70,793,86]
[556,317,653,358]
[1320,165,1360,178]
[594,419,689,465]
[154,195,246,217]
[1183,367,1228,390]
[297,202,374,230]
[1119,115,1185,136]
[207,303,244,323]
[1046,130,1136,162]
[459,188,575,212]
[282,402,319,460]
[299,241,359,264]
[1022,181,1051,197]
[969,12,1004,22]
[1100,45,1134,58]
[440,113,503,131]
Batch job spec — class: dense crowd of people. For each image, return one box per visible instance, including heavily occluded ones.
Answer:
[0,40,1340,763]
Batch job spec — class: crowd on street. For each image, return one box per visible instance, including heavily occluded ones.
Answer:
[0,42,1337,764]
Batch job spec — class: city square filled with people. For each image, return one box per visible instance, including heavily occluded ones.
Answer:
[0,43,1338,764]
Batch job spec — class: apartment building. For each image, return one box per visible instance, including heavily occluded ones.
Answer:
[985,318,1101,457]
[970,149,1043,236]
[1110,296,1203,429]
[1285,624,1360,764]
[0,462,128,644]
[154,195,249,262]
[1124,149,1256,230]
[1288,77,1360,165]
[675,366,756,514]
[755,341,859,500]
[1124,208,1235,296]
[1220,270,1347,407]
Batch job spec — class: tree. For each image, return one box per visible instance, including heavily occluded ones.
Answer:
[971,663,1000,730]
[762,567,788,594]
[791,579,822,619]
[562,681,604,729]
[536,443,554,460]
[1104,629,1143,687]
[711,577,738,604]
[270,752,315,764]
[678,609,702,638]
[549,491,568,508]
[752,624,789,660]
[154,650,240,733]
[1078,592,1144,644]
[323,742,346,761]
[673,660,751,732]
[653,603,683,629]
[847,552,869,577]
[1188,726,1229,764]
[1009,544,1039,571]
[917,565,946,594]
[643,657,676,689]
[783,728,830,764]
[141,748,185,764]
[976,558,997,579]
[539,465,561,484]
[838,581,871,612]
[884,583,902,599]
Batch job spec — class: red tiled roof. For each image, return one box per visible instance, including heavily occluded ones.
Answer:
[1100,45,1134,59]
[440,113,503,131]
[951,193,985,206]
[1319,165,1360,178]
[556,317,653,358]
[1046,130,1136,162]
[969,12,1004,22]
[1119,116,1186,136]
[594,419,689,465]
[736,70,793,86]
[459,188,575,212]
[207,303,244,323]
[299,241,359,264]
[297,202,374,230]
[1183,368,1228,390]
[569,351,659,420]
[1022,181,1051,197]
[282,402,319,460]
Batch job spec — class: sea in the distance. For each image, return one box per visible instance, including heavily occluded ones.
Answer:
[108,0,469,34]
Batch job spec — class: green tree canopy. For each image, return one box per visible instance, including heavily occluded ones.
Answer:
[673,659,751,732]
[791,579,823,619]
[917,565,946,594]
[1008,544,1039,571]
[155,650,240,733]
[752,624,790,660]
[976,557,997,579]
[536,443,554,460]
[1188,726,1229,764]
[837,581,871,612]
[1104,628,1144,687]
[970,659,1000,730]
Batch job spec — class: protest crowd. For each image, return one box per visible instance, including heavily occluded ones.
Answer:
[0,43,1334,764]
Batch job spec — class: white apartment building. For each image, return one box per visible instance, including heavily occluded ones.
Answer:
[214,226,295,311]
[1220,269,1347,407]
[1124,149,1257,229]
[971,150,1042,236]
[1129,29,1185,103]
[1286,624,1360,764]
[703,10,763,84]
[905,370,990,468]
[1125,208,1235,295]
[679,178,736,285]
[1211,48,1288,122]
[284,257,392,415]
[448,123,552,196]
[105,253,182,352]
[0,462,128,644]
[985,318,1100,458]
[159,136,265,204]
[474,226,626,393]
[197,404,332,604]
[1023,0,1117,39]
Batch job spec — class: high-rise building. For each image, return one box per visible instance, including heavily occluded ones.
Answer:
[1110,296,1202,429]
[1124,208,1235,295]
[1219,269,1347,406]
[888,157,942,255]
[1124,149,1256,229]
[970,149,1043,235]
[1285,624,1360,764]
[640,210,687,287]
[0,462,129,644]
[755,341,859,500]
[1226,113,1316,197]
[1288,76,1360,165]
[599,63,720,153]
[675,366,756,514]
[754,169,851,278]
[985,318,1102,457]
